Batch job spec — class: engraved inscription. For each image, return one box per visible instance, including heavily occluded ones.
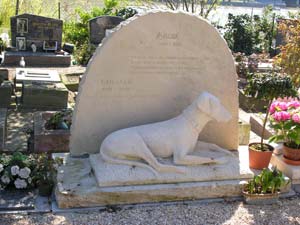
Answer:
[129,56,202,75]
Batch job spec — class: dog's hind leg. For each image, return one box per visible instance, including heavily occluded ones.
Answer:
[100,149,159,176]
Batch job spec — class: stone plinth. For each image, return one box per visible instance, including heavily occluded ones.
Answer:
[21,81,68,110]
[0,109,7,150]
[3,52,71,67]
[271,154,300,184]
[55,147,253,208]
[34,112,70,153]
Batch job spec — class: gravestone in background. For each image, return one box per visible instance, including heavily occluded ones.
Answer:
[89,16,124,45]
[10,13,63,51]
[71,11,239,156]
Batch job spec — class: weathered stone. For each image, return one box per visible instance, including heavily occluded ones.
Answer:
[16,68,61,83]
[10,13,63,51]
[22,82,68,110]
[271,152,300,184]
[60,73,81,92]
[56,147,253,208]
[71,11,238,156]
[34,111,70,153]
[0,108,7,150]
[89,16,124,45]
[0,81,12,108]
[239,119,251,145]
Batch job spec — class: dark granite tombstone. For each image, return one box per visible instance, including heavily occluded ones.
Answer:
[11,13,63,52]
[0,81,13,108]
[89,16,124,45]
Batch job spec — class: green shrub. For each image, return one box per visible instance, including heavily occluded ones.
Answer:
[223,6,277,55]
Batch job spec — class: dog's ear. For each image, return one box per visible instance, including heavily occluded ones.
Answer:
[196,92,214,115]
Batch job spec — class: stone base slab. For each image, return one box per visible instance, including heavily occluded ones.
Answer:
[55,147,254,208]
[55,156,249,208]
[271,154,300,184]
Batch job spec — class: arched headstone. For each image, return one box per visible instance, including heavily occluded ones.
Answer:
[70,11,238,156]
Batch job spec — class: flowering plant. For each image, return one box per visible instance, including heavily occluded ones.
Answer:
[0,152,35,190]
[269,98,300,148]
[0,152,62,192]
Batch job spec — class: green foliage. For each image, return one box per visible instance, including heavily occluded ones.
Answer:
[45,110,72,130]
[224,6,277,55]
[73,41,96,65]
[245,72,297,149]
[63,1,137,65]
[116,7,138,20]
[33,153,62,186]
[244,168,288,194]
[224,13,254,55]
[245,72,297,101]
[275,19,300,87]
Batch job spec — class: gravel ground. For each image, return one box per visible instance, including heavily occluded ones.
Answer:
[1,197,300,225]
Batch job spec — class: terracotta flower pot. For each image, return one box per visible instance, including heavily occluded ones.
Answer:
[282,144,300,161]
[248,143,274,170]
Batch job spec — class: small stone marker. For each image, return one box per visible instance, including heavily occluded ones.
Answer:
[71,11,238,156]
[22,82,68,110]
[89,16,124,45]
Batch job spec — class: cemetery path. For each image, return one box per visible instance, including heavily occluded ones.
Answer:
[5,109,34,152]
[0,196,300,224]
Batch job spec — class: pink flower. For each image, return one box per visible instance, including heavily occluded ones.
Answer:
[270,101,280,114]
[278,102,288,111]
[269,101,288,114]
[288,100,300,109]
[292,114,300,123]
[272,111,291,122]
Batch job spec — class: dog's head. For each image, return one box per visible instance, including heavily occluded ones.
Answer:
[196,92,232,122]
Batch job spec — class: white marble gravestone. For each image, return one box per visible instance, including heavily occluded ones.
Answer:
[55,11,252,209]
[70,11,238,156]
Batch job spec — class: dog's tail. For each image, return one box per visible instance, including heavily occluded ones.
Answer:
[100,149,159,177]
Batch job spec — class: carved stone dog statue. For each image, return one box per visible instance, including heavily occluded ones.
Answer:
[100,92,234,175]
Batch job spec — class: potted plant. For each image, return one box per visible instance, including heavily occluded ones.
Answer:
[33,153,62,196]
[245,72,297,169]
[243,167,289,204]
[269,98,300,165]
